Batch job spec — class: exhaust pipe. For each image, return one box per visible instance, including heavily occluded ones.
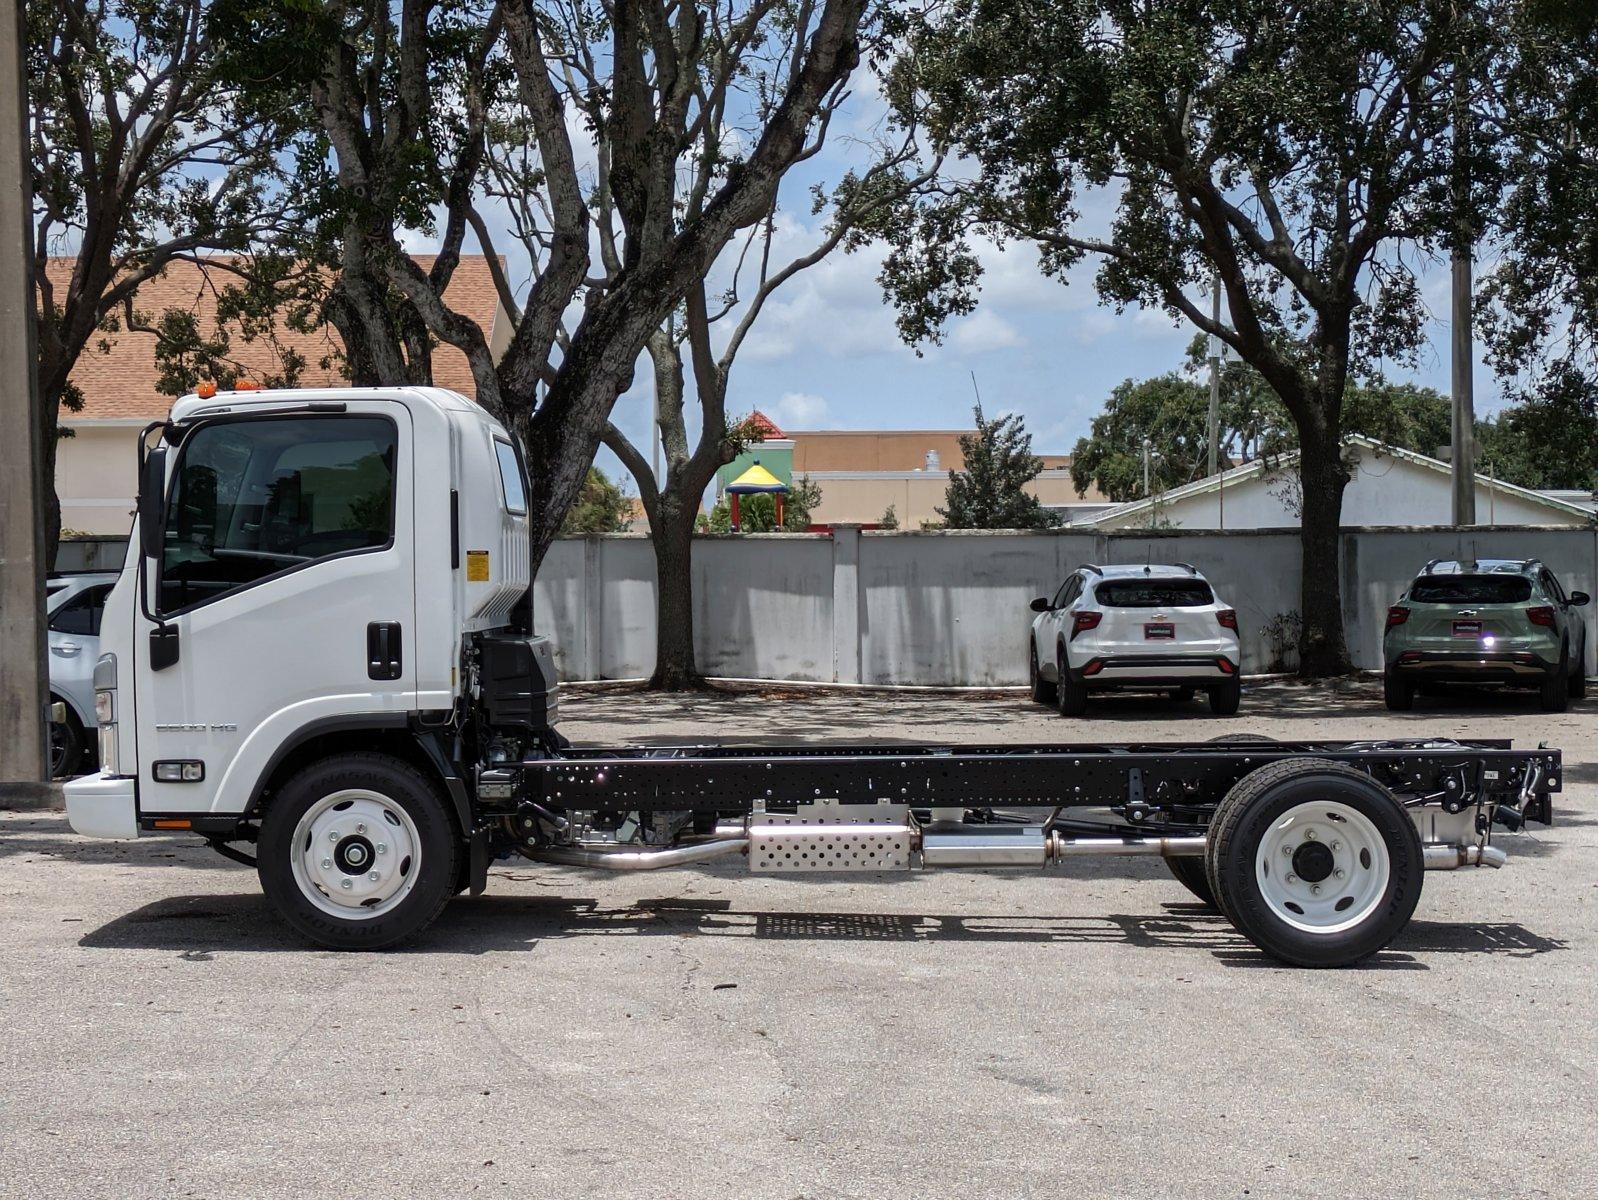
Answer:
[918,829,1207,867]
[528,838,748,871]
[1423,844,1508,870]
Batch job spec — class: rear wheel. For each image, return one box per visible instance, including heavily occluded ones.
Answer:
[1165,855,1218,910]
[50,702,85,779]
[1029,643,1056,705]
[1204,759,1423,967]
[258,753,461,950]
[1055,646,1088,717]
[1383,671,1413,711]
[1539,657,1569,713]
[1208,678,1241,716]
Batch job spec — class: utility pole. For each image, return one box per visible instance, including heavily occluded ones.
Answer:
[1449,1,1477,526]
[0,0,51,803]
[1142,437,1153,497]
[1207,275,1222,478]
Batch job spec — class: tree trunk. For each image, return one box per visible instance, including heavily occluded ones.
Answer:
[649,505,702,691]
[1296,424,1352,675]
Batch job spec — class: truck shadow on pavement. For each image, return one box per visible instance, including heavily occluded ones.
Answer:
[78,892,1567,969]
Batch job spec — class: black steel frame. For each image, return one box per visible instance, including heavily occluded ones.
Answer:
[517,739,1561,828]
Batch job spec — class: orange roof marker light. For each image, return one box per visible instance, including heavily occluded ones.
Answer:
[234,379,262,391]
[195,380,217,399]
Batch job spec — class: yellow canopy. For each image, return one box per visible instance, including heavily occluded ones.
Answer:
[726,462,788,493]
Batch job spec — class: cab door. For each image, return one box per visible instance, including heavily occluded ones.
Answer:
[133,403,416,817]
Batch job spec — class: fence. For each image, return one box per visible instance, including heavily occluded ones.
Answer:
[535,526,1598,684]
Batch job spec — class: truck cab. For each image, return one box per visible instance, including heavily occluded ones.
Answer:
[67,385,549,863]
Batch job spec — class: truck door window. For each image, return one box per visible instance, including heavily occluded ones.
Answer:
[159,415,398,613]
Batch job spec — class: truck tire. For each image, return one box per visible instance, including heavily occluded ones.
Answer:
[1208,678,1241,716]
[1539,657,1569,712]
[1055,646,1088,716]
[1165,855,1218,910]
[258,753,461,950]
[1203,759,1423,967]
[1029,643,1056,705]
[1382,671,1413,711]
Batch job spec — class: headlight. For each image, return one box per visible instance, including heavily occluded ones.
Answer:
[93,654,118,773]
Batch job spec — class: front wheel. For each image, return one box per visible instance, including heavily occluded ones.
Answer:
[258,753,461,950]
[1204,759,1423,967]
[1029,643,1056,705]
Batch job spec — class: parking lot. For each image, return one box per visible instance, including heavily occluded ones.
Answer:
[2,680,1594,1199]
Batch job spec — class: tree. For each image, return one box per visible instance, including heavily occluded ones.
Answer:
[940,405,1060,529]
[211,0,877,595]
[560,468,633,534]
[879,503,900,529]
[883,1,1506,674]
[1478,377,1598,492]
[30,0,290,564]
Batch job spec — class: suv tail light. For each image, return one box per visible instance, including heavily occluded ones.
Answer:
[1386,606,1410,630]
[1071,611,1102,640]
[1526,606,1557,628]
[1216,609,1238,633]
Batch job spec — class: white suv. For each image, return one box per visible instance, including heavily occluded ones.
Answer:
[1027,564,1242,716]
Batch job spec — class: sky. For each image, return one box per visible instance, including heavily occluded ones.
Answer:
[454,57,1512,492]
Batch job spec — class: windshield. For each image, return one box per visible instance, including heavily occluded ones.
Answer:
[1095,579,1214,608]
[1409,575,1533,604]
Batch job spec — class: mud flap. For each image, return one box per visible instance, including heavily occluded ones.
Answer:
[469,826,491,896]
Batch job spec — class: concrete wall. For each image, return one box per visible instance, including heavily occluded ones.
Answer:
[536,526,1598,685]
[57,424,141,535]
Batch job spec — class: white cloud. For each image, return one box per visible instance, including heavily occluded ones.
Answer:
[765,390,834,429]
[950,308,1024,354]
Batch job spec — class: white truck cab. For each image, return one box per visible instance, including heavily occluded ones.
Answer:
[65,387,1560,967]
[67,385,546,843]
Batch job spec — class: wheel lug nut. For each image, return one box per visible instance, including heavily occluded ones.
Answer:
[321,858,332,869]
[1331,841,1342,852]
[328,831,339,842]
[340,879,352,890]
[1312,885,1322,895]
[377,844,387,855]
[1304,829,1317,840]
[1283,845,1294,856]
[368,871,380,881]
[356,823,367,834]
[1335,869,1346,880]
[1286,874,1297,884]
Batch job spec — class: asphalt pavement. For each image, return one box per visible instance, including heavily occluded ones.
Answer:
[2,679,1593,1199]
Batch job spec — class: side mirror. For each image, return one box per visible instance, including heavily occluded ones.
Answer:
[137,444,167,561]
[1030,596,1051,613]
[1571,591,1590,607]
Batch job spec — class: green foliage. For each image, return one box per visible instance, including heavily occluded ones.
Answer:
[560,469,633,535]
[1479,375,1598,492]
[940,405,1061,529]
[879,504,900,529]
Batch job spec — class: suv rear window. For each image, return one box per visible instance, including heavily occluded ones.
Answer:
[1409,575,1532,604]
[1095,580,1214,608]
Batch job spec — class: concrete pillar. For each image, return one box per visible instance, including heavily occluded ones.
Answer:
[0,0,51,806]
[831,525,861,684]
[583,535,603,680]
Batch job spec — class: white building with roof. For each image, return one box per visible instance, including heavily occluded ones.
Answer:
[1086,436,1595,530]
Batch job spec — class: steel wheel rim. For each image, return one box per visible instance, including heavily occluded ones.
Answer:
[1255,800,1390,934]
[289,789,421,920]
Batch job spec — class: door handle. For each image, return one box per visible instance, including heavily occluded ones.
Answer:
[367,622,403,681]
[53,641,81,657]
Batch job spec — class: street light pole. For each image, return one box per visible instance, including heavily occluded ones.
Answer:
[0,0,51,802]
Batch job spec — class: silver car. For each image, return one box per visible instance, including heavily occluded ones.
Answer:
[47,571,118,777]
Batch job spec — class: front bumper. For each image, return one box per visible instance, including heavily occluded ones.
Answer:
[1070,654,1239,688]
[1388,650,1556,684]
[64,772,139,839]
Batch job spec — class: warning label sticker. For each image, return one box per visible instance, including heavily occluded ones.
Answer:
[465,550,490,581]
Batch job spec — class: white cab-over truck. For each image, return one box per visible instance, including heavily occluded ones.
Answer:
[65,386,1561,966]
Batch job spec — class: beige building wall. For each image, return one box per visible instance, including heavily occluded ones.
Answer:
[57,422,142,536]
[806,469,1096,527]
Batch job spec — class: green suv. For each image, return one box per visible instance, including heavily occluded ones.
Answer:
[1383,559,1590,712]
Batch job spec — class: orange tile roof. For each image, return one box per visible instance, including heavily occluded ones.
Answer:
[53,255,504,420]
